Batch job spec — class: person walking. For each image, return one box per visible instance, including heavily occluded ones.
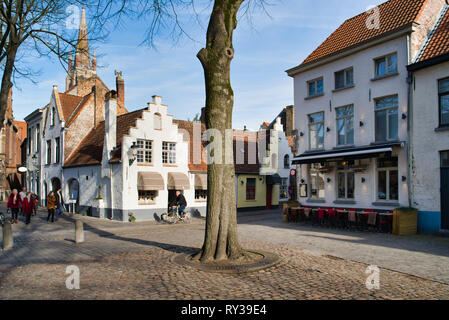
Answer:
[47,192,57,223]
[19,187,27,216]
[7,189,22,224]
[22,192,36,225]
[55,188,65,221]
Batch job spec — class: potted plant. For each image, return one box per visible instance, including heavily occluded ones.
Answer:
[128,213,136,223]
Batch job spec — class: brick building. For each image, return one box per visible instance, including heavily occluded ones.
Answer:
[0,88,27,200]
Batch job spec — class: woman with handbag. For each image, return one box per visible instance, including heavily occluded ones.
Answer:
[47,192,57,223]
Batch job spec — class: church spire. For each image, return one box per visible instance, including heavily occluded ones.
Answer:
[75,6,90,69]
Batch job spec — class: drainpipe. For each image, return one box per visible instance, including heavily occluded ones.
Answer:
[406,71,413,208]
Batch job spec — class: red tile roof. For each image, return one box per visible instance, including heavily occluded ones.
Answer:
[173,120,208,172]
[64,109,145,167]
[418,5,449,62]
[58,93,92,125]
[298,0,429,68]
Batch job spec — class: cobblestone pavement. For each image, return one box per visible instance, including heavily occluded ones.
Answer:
[1,205,449,299]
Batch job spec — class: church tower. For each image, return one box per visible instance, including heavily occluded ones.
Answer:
[65,7,96,92]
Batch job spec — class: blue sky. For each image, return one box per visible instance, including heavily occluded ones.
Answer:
[12,0,384,130]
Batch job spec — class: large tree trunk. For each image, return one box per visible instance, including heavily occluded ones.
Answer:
[0,44,18,127]
[196,0,246,262]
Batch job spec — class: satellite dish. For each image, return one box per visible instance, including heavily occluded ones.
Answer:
[18,167,28,173]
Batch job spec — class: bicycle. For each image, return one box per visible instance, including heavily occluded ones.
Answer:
[161,206,191,224]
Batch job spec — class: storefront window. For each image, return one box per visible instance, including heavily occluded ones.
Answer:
[246,178,256,200]
[377,157,398,201]
[195,190,207,200]
[310,164,325,199]
[138,190,158,204]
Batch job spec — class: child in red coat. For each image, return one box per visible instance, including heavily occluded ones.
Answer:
[22,192,36,225]
[7,189,22,224]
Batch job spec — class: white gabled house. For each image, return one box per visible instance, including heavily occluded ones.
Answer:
[286,0,447,231]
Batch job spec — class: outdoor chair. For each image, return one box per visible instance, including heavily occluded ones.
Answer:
[317,209,325,227]
[327,209,337,228]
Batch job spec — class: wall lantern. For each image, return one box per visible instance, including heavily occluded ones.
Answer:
[299,131,304,137]
[300,179,305,184]
[240,180,244,185]
[361,177,366,183]
[128,141,138,166]
[326,127,331,132]
[402,176,407,182]
[327,178,332,183]
[359,121,365,127]
[402,113,407,120]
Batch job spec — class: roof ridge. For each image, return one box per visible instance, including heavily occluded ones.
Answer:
[414,4,449,63]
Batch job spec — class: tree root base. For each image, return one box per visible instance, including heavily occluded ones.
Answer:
[170,250,281,274]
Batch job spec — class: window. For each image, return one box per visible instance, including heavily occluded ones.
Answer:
[308,112,324,150]
[310,164,325,199]
[36,124,40,152]
[246,178,256,200]
[439,78,449,126]
[27,128,32,154]
[162,142,176,164]
[307,78,324,97]
[441,151,449,168]
[138,190,158,204]
[136,139,152,164]
[337,162,355,199]
[335,68,354,89]
[336,105,354,146]
[50,107,56,126]
[195,190,207,201]
[375,53,397,78]
[377,157,398,201]
[280,178,288,199]
[375,95,398,142]
[154,113,162,130]
[46,140,51,165]
[284,155,290,169]
[55,137,60,164]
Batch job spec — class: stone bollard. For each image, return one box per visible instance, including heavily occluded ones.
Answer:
[75,220,84,244]
[2,221,13,251]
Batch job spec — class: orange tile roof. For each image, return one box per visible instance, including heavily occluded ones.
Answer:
[298,0,428,67]
[58,92,92,125]
[418,5,449,62]
[64,109,145,167]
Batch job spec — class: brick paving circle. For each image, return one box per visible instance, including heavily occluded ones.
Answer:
[170,250,282,274]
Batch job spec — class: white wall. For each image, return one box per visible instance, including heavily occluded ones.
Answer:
[411,61,449,212]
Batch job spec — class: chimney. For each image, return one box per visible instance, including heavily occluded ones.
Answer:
[104,91,117,159]
[115,71,124,108]
[152,95,162,105]
[285,105,295,137]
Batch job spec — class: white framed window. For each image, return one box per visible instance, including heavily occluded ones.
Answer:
[375,95,398,142]
[308,112,324,150]
[50,107,56,126]
[377,157,398,201]
[309,163,325,200]
[439,77,449,127]
[138,190,158,204]
[375,53,397,78]
[55,137,60,164]
[46,140,52,165]
[307,78,324,97]
[336,105,354,146]
[335,68,354,90]
[162,142,176,164]
[337,161,355,200]
[136,139,152,164]
[195,190,207,201]
[284,155,290,169]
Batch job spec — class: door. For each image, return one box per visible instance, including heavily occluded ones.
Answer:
[441,151,449,230]
[266,184,272,210]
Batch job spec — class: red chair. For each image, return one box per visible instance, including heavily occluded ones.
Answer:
[289,208,299,223]
[327,209,337,228]
[317,208,325,226]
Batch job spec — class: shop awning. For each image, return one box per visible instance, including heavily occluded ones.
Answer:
[194,173,207,190]
[266,174,282,185]
[168,172,191,190]
[138,172,164,191]
[292,143,404,165]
